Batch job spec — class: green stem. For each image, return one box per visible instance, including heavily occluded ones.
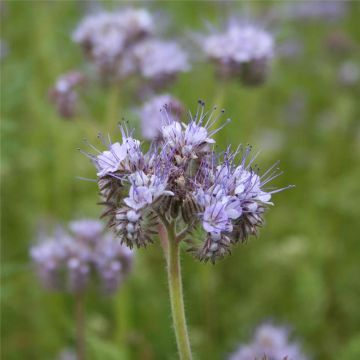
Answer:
[75,293,85,360]
[161,222,193,360]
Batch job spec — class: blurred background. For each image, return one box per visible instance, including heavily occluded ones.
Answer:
[1,1,360,359]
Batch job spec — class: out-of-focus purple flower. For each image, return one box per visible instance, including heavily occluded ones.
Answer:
[201,22,274,85]
[30,233,68,290]
[138,94,184,140]
[56,348,77,360]
[0,39,8,60]
[94,233,133,294]
[282,92,307,126]
[30,219,134,294]
[49,71,86,119]
[277,1,347,22]
[129,39,190,88]
[229,323,308,360]
[63,236,92,292]
[338,61,360,87]
[73,8,154,76]
[69,219,104,242]
[277,40,303,60]
[82,101,291,262]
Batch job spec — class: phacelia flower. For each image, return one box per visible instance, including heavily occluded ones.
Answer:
[49,71,86,119]
[56,349,77,360]
[201,22,274,85]
[72,8,154,77]
[338,61,360,87]
[276,1,347,22]
[0,39,9,61]
[130,38,190,89]
[138,94,184,140]
[229,323,308,360]
[94,233,133,293]
[30,219,133,294]
[82,101,291,262]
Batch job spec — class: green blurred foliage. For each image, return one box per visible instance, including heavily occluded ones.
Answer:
[1,1,360,359]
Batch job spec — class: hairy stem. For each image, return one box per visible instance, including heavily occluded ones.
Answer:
[158,222,169,262]
[75,293,86,360]
[160,222,192,360]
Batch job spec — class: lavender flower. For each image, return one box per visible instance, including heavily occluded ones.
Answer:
[69,219,103,242]
[201,22,274,85]
[0,39,8,61]
[72,8,154,76]
[56,349,77,360]
[138,94,184,140]
[49,71,86,119]
[81,101,291,262]
[94,234,133,293]
[229,323,308,360]
[338,61,360,87]
[129,38,190,88]
[30,219,133,294]
[277,1,347,22]
[30,231,68,290]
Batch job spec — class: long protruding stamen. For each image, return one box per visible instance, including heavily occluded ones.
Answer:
[261,171,284,186]
[206,108,226,130]
[245,149,261,170]
[77,148,97,161]
[75,176,98,182]
[83,139,102,155]
[208,118,231,136]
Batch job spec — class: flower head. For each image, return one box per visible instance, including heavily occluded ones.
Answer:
[49,71,86,119]
[229,323,308,360]
[69,219,104,241]
[201,22,274,85]
[30,219,133,294]
[82,101,291,262]
[130,38,190,88]
[73,8,154,76]
[94,233,133,293]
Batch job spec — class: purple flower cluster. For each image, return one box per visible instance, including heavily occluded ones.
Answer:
[73,8,154,76]
[49,71,86,119]
[82,101,290,263]
[138,94,184,140]
[201,22,274,85]
[73,7,189,88]
[229,324,308,360]
[277,1,347,22]
[30,219,133,294]
[128,38,189,88]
